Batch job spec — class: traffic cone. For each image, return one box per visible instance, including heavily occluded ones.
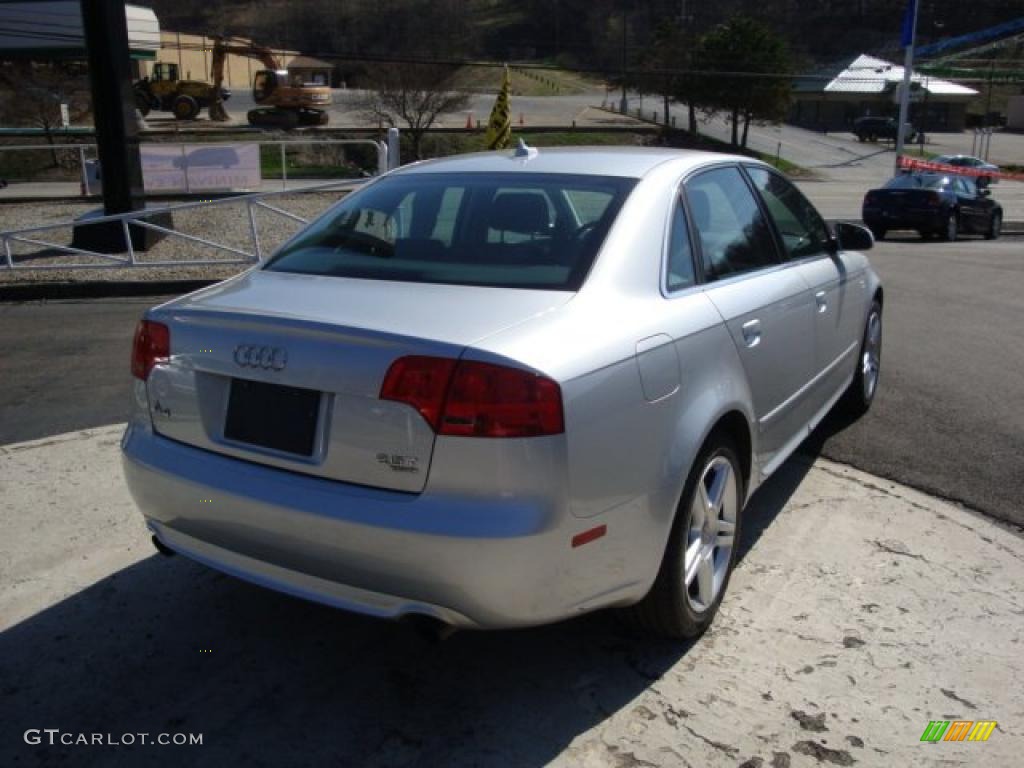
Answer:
[519,113,524,126]
[465,113,473,129]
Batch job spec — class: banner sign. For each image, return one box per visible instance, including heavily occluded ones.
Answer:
[85,144,262,194]
[143,144,262,192]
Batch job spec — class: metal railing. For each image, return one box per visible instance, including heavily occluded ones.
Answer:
[0,178,362,271]
[0,137,389,194]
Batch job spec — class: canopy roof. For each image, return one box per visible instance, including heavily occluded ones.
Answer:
[0,1,160,60]
[795,54,978,98]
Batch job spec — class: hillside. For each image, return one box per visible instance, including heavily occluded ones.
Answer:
[143,0,1024,71]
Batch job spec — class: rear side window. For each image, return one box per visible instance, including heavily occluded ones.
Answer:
[884,174,948,190]
[265,173,636,291]
[746,167,831,260]
[666,198,696,292]
[685,167,778,281]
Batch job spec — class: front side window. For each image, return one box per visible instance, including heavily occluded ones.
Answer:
[954,177,976,196]
[684,167,778,281]
[265,173,636,291]
[746,167,831,260]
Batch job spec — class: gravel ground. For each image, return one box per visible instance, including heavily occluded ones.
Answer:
[0,191,351,285]
[3,428,1023,767]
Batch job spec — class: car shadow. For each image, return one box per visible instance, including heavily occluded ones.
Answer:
[878,232,986,244]
[0,456,820,767]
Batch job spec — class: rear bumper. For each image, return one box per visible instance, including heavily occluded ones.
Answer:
[863,208,944,230]
[121,424,644,628]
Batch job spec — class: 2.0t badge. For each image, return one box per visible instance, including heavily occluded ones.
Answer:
[233,345,287,371]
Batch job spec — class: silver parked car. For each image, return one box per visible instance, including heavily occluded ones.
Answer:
[123,147,883,638]
[932,154,1001,185]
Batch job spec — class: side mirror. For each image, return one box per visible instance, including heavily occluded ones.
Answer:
[833,221,874,252]
[979,188,991,197]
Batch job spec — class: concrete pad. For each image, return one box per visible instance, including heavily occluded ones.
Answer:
[1,426,1021,766]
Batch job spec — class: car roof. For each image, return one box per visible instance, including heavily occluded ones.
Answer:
[389,146,758,180]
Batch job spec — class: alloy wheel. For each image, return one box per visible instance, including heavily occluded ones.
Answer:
[862,310,882,401]
[684,456,738,612]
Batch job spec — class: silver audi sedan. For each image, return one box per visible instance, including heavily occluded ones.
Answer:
[122,146,883,638]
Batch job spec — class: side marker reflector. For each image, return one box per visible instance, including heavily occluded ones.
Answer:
[572,525,607,548]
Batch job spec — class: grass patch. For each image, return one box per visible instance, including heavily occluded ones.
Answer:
[260,144,374,179]
[414,127,812,177]
[902,145,939,159]
[658,128,813,177]
[415,130,653,159]
[458,65,599,97]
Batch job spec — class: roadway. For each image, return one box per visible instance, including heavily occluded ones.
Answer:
[2,233,1022,528]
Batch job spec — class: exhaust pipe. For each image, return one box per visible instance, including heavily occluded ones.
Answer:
[401,614,457,642]
[151,535,176,557]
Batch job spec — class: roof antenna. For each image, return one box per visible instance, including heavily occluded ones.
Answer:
[514,138,538,160]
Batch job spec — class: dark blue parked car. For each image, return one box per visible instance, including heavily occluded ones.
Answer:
[862,173,1002,242]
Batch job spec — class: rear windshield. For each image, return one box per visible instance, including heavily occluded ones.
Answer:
[264,172,636,290]
[884,174,949,190]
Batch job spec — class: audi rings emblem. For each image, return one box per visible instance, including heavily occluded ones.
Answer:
[233,344,288,371]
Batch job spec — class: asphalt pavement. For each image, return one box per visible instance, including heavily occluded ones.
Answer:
[805,235,1024,527]
[0,297,148,442]
[2,234,1022,528]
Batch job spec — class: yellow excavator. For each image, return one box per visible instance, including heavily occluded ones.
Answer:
[209,36,331,129]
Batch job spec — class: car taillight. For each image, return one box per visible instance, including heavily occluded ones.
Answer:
[864,192,877,205]
[378,356,458,431]
[131,320,170,380]
[442,360,564,437]
[380,356,564,438]
[927,192,943,207]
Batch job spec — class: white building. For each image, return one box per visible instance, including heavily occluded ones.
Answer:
[790,54,979,132]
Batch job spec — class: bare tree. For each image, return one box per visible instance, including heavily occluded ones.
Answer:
[0,61,91,168]
[357,63,471,160]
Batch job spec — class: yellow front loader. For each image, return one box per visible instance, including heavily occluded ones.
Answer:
[133,62,227,121]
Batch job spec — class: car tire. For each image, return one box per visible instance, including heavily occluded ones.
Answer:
[628,435,744,640]
[985,212,1002,240]
[942,212,959,242]
[918,230,931,240]
[172,95,199,121]
[839,299,882,418]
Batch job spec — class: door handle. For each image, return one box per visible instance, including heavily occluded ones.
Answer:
[815,290,828,313]
[741,319,761,348]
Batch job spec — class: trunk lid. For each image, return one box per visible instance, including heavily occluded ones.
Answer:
[144,270,571,492]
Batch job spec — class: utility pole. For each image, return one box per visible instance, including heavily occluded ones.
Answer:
[73,0,168,252]
[620,7,628,114]
[983,59,995,160]
[920,75,930,150]
[894,0,919,175]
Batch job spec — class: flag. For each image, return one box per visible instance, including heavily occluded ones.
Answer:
[484,66,512,150]
[900,0,917,48]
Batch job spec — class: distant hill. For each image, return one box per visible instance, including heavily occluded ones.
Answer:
[142,0,1024,71]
